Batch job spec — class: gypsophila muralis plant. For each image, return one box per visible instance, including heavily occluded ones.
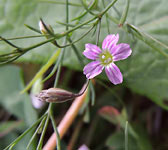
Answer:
[1,0,168,150]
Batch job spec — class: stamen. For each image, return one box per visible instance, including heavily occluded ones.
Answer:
[102,55,105,59]
[99,50,113,66]
[104,60,108,63]
[108,58,111,62]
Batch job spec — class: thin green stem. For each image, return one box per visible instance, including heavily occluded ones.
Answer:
[55,21,76,27]
[125,121,128,150]
[113,5,121,17]
[42,49,64,82]
[74,79,90,97]
[56,20,91,28]
[0,49,32,65]
[0,36,21,49]
[66,0,69,31]
[24,24,41,34]
[62,0,118,35]
[49,108,61,150]
[106,13,119,24]
[102,0,110,34]
[57,24,96,48]
[21,49,61,93]
[36,115,50,150]
[0,35,45,41]
[80,0,97,16]
[9,144,15,150]
[26,116,47,150]
[53,49,64,88]
[96,19,101,46]
[4,114,47,150]
[99,0,118,17]
[23,37,57,51]
[89,82,95,106]
[67,37,84,67]
[53,0,69,87]
[63,17,97,36]
[0,50,19,57]
[119,0,130,26]
[126,23,168,58]
[39,0,82,7]
[71,0,97,21]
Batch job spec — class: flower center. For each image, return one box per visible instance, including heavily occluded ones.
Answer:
[99,50,113,66]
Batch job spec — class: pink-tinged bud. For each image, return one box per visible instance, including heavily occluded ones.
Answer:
[36,88,78,103]
[78,144,90,150]
[39,19,54,38]
[36,80,89,103]
[39,19,58,46]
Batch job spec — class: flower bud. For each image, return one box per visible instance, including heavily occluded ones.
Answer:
[39,19,54,39]
[78,144,90,150]
[39,19,58,46]
[31,78,45,109]
[36,88,77,103]
[36,80,89,103]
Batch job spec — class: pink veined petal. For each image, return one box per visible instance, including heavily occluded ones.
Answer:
[83,43,102,60]
[83,61,104,79]
[83,61,100,74]
[102,34,119,52]
[113,43,132,62]
[105,63,123,85]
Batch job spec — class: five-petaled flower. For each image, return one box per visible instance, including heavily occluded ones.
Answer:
[83,34,132,85]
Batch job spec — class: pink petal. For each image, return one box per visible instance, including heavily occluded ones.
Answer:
[113,43,132,61]
[105,63,123,85]
[83,43,102,60]
[83,61,104,79]
[102,34,119,52]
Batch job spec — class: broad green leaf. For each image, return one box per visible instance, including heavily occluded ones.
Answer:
[106,131,138,150]
[99,106,138,139]
[100,106,153,150]
[0,65,37,126]
[106,128,152,150]
[1,0,168,109]
[0,131,36,150]
[0,121,24,137]
[132,124,153,150]
[110,0,168,109]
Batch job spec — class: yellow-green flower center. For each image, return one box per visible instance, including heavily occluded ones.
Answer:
[99,50,113,66]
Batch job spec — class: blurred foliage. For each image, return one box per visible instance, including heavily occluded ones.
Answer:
[0,65,37,125]
[0,65,38,149]
[99,106,152,150]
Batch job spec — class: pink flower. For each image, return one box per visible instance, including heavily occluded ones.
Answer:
[83,34,132,85]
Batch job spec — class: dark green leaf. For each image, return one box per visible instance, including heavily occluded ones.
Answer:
[0,65,37,126]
